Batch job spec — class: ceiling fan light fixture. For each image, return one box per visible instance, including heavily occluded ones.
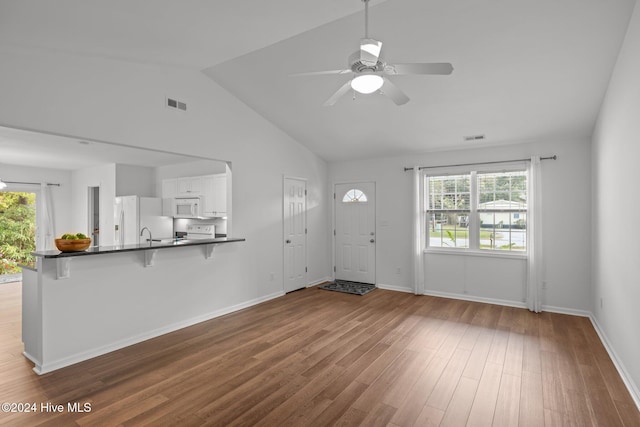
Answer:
[351,74,384,94]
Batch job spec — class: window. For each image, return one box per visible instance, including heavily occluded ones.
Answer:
[426,170,527,253]
[342,189,368,203]
[427,175,470,248]
[477,171,527,251]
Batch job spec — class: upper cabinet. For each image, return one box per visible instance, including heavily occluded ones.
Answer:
[162,173,226,218]
[202,174,227,217]
[177,176,203,196]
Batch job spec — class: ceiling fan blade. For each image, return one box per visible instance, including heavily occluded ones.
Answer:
[385,63,454,75]
[290,69,351,77]
[323,81,353,107]
[360,38,382,66]
[380,78,410,105]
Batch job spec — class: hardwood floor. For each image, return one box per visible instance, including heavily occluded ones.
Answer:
[0,280,638,426]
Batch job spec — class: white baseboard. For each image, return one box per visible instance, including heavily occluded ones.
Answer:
[588,315,640,411]
[541,304,591,318]
[377,283,414,294]
[422,289,528,309]
[308,276,332,287]
[33,290,285,375]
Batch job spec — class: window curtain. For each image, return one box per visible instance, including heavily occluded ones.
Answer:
[39,183,56,251]
[412,167,425,295]
[526,156,543,312]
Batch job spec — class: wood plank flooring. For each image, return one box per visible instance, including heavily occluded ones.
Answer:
[0,281,638,426]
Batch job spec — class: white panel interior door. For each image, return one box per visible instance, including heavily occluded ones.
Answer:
[335,182,376,284]
[284,178,307,293]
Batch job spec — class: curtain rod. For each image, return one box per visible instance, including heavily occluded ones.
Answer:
[403,155,557,172]
[1,180,61,187]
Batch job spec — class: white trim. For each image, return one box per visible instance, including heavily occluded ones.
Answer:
[308,276,332,288]
[589,315,640,411]
[422,289,527,309]
[377,283,414,293]
[540,304,591,318]
[424,248,527,260]
[30,291,285,375]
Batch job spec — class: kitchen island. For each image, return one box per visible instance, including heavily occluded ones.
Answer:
[22,237,246,374]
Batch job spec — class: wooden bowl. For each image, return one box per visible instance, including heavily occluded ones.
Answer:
[55,238,92,252]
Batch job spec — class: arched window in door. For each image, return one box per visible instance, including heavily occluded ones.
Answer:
[342,188,368,203]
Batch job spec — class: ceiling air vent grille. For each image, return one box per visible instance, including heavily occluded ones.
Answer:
[166,97,187,111]
[463,134,485,141]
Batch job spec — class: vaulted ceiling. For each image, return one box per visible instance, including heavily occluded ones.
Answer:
[0,0,636,162]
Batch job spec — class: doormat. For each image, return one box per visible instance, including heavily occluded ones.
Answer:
[319,280,376,296]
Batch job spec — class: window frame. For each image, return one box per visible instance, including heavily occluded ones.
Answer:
[424,167,528,258]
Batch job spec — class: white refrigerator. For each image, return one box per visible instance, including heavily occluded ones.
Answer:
[114,196,173,245]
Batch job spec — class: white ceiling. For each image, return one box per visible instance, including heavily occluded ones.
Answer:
[0,126,204,170]
[0,0,636,162]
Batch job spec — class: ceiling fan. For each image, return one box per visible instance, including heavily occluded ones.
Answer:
[293,0,453,106]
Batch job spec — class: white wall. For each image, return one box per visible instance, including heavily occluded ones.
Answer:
[115,164,155,197]
[592,0,640,404]
[0,163,73,244]
[329,138,592,312]
[155,159,227,181]
[0,47,330,300]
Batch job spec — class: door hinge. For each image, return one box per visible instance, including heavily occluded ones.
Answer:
[333,229,336,236]
[305,189,307,196]
[305,228,307,234]
[305,267,308,273]
[333,266,336,272]
[333,193,336,199]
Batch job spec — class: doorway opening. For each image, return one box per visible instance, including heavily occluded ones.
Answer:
[0,191,36,284]
[88,186,100,246]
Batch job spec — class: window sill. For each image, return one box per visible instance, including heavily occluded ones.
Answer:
[423,248,527,260]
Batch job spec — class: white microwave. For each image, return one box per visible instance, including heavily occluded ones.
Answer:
[173,197,203,218]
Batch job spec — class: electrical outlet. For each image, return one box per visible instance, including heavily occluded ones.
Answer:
[269,272,275,281]
[396,267,401,274]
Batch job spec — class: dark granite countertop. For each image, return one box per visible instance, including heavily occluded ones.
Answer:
[32,237,245,259]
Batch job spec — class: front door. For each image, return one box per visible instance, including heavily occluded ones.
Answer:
[335,182,376,284]
[283,177,307,293]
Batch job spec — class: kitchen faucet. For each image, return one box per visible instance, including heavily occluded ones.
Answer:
[140,227,152,244]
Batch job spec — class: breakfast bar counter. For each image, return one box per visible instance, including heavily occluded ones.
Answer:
[22,237,246,374]
[32,237,245,259]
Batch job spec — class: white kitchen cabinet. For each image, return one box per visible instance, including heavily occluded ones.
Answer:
[162,179,178,198]
[177,176,203,196]
[202,174,227,217]
[212,174,227,216]
[161,179,178,216]
[162,174,226,218]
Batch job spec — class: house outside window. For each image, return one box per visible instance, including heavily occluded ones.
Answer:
[426,170,527,253]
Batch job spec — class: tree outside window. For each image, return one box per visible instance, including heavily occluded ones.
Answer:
[0,192,36,274]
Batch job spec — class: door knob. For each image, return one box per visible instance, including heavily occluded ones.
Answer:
[370,239,375,243]
[286,239,291,244]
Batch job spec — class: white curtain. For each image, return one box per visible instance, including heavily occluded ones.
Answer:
[39,183,56,251]
[526,156,543,312]
[412,167,425,295]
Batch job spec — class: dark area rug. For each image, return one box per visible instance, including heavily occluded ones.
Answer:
[319,280,376,296]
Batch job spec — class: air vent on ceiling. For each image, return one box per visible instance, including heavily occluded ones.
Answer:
[463,134,485,141]
[166,97,187,111]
